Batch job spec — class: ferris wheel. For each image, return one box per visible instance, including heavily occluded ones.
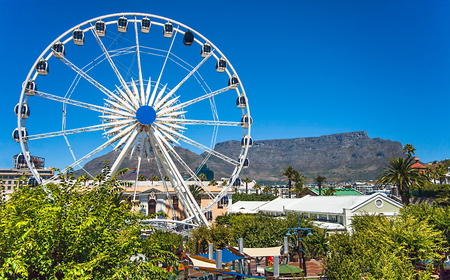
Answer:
[14,13,252,226]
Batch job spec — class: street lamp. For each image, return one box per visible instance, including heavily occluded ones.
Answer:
[286,215,313,276]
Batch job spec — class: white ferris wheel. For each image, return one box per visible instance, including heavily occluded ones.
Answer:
[14,13,252,226]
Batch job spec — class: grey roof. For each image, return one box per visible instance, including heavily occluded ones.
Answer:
[284,194,402,214]
[258,197,300,213]
[229,201,269,213]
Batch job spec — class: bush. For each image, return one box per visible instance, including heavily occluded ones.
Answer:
[232,193,277,203]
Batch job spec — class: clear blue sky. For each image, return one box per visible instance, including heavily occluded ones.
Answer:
[1,0,449,170]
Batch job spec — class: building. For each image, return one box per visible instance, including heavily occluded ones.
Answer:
[307,187,363,196]
[0,168,54,198]
[196,164,214,181]
[242,193,403,234]
[352,182,377,195]
[120,180,233,223]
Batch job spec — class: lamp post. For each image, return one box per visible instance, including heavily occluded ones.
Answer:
[286,216,312,276]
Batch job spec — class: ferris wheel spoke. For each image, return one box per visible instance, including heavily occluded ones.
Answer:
[149,26,178,107]
[154,123,238,165]
[156,86,230,117]
[59,56,125,103]
[134,18,145,106]
[90,26,129,92]
[33,90,132,117]
[157,119,241,127]
[153,130,215,199]
[154,53,212,111]
[26,122,132,141]
[109,128,140,177]
[46,123,138,182]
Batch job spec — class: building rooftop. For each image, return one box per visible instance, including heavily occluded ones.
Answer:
[258,197,299,213]
[309,188,362,196]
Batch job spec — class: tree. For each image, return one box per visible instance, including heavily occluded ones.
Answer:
[403,143,416,156]
[243,177,251,194]
[425,166,437,183]
[93,173,105,185]
[281,166,296,198]
[209,179,218,186]
[137,174,147,181]
[189,184,205,201]
[377,155,429,205]
[114,167,129,179]
[292,171,307,197]
[322,187,336,196]
[263,185,271,194]
[436,164,448,184]
[253,182,261,194]
[77,174,90,186]
[272,187,279,196]
[314,175,327,196]
[0,172,176,279]
[221,180,227,187]
[164,175,170,181]
[150,175,160,185]
[198,173,207,183]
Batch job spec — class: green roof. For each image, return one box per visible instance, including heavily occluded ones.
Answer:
[264,264,302,274]
[310,188,362,196]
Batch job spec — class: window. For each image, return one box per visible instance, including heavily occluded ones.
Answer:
[375,199,384,208]
[173,197,179,209]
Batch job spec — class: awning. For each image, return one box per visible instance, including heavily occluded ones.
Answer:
[188,255,216,268]
[232,246,282,257]
[198,248,244,263]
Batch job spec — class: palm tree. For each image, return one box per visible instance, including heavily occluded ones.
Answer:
[376,155,428,205]
[150,175,160,185]
[425,166,437,183]
[273,187,279,196]
[94,174,105,185]
[314,175,327,196]
[243,177,251,194]
[436,164,448,184]
[263,185,271,194]
[209,179,218,186]
[281,166,296,198]
[253,182,261,194]
[189,185,205,201]
[221,180,227,187]
[137,174,147,181]
[164,175,170,181]
[292,171,307,197]
[322,187,337,196]
[78,174,90,186]
[403,143,416,156]
[198,173,207,182]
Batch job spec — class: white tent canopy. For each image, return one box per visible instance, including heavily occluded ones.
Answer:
[232,246,282,257]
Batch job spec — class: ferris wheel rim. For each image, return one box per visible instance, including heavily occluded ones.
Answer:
[17,12,252,226]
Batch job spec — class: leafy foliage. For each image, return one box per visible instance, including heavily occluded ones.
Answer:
[0,171,176,279]
[232,193,277,203]
[323,209,445,279]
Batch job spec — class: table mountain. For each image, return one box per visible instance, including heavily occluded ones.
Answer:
[75,131,403,184]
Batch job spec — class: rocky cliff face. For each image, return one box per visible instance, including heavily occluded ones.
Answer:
[75,131,404,184]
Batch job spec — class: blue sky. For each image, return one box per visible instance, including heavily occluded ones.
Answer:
[1,0,449,170]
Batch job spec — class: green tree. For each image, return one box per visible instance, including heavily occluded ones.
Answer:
[377,156,429,205]
[137,174,147,181]
[221,180,227,187]
[425,166,437,183]
[189,184,205,201]
[114,167,129,178]
[243,177,251,194]
[322,187,336,196]
[292,171,308,197]
[281,166,296,198]
[198,173,207,182]
[253,182,261,194]
[77,174,90,186]
[263,185,271,194]
[150,175,160,184]
[436,164,448,184]
[403,143,416,156]
[93,173,105,185]
[164,175,170,181]
[314,175,327,196]
[273,187,279,196]
[0,172,176,279]
[209,179,218,186]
